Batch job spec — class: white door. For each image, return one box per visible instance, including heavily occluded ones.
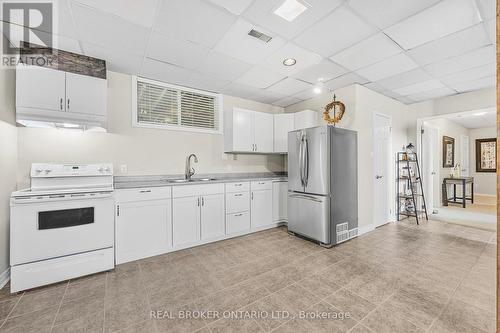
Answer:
[115,199,171,264]
[422,125,440,212]
[373,114,391,227]
[232,108,254,152]
[173,196,200,247]
[272,182,288,222]
[200,194,225,240]
[460,135,470,176]
[66,72,107,116]
[251,190,273,228]
[254,111,274,153]
[294,110,318,130]
[16,65,66,112]
[273,114,294,153]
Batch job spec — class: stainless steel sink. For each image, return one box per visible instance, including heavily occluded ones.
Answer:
[167,178,217,183]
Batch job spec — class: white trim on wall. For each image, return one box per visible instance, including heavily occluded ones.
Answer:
[0,268,10,289]
[358,224,375,235]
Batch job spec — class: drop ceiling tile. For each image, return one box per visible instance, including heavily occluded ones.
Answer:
[381,90,403,100]
[324,72,369,91]
[72,0,158,28]
[484,19,496,44]
[220,83,262,98]
[330,33,402,71]
[259,42,322,76]
[141,58,195,86]
[154,0,237,48]
[448,75,496,93]
[363,82,386,94]
[250,90,287,104]
[196,50,252,82]
[477,0,495,20]
[406,87,456,102]
[376,68,433,90]
[424,45,495,77]
[293,59,348,84]
[214,18,286,65]
[41,0,79,38]
[293,89,320,101]
[243,0,343,39]
[355,53,418,82]
[393,79,445,96]
[71,3,150,55]
[407,24,490,66]
[146,32,210,70]
[205,0,253,15]
[384,0,482,50]
[83,42,144,74]
[273,96,302,107]
[187,72,230,93]
[235,66,285,89]
[395,96,416,104]
[440,63,496,85]
[347,0,440,29]
[294,6,376,57]
[267,77,312,95]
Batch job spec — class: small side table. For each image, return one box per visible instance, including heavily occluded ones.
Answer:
[442,177,474,208]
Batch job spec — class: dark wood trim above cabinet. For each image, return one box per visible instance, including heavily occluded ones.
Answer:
[19,42,106,79]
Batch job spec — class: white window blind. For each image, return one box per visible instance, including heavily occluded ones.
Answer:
[135,78,221,133]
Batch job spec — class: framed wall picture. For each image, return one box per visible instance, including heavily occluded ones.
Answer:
[476,138,497,172]
[442,136,455,168]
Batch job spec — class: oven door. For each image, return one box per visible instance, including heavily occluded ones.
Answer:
[10,192,114,265]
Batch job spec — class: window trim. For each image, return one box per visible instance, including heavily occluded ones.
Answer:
[131,76,223,135]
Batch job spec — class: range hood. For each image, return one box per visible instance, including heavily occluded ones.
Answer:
[16,108,107,132]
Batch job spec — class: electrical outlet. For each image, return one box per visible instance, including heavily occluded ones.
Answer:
[120,164,128,173]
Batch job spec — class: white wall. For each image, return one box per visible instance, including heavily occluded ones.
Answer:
[0,69,18,275]
[16,71,286,187]
[285,84,418,230]
[469,126,497,196]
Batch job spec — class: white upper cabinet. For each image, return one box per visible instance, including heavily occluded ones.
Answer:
[273,113,295,153]
[66,72,107,116]
[16,66,66,113]
[225,107,273,153]
[294,110,319,130]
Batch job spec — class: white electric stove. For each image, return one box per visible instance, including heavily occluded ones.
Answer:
[10,163,115,292]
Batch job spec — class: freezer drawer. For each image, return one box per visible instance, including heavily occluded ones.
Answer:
[287,192,330,244]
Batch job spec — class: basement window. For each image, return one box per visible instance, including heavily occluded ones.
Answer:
[132,77,223,134]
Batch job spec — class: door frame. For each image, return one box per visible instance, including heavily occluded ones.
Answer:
[420,123,440,213]
[372,112,394,228]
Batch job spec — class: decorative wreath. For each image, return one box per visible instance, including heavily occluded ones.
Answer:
[323,95,345,125]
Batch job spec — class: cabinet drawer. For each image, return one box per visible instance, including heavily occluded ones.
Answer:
[225,182,250,193]
[251,180,272,191]
[226,192,250,214]
[226,211,250,235]
[115,187,171,202]
[172,183,224,198]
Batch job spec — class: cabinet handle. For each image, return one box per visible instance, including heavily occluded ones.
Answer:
[60,98,63,110]
[234,184,242,187]
[234,194,242,197]
[234,213,243,217]
[67,98,70,110]
[251,192,254,200]
[116,205,120,217]
[259,182,265,185]
[202,197,204,206]
[197,197,200,206]
[139,190,151,193]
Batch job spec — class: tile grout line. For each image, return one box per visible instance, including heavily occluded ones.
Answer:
[49,281,69,332]
[0,292,23,329]
[102,271,108,333]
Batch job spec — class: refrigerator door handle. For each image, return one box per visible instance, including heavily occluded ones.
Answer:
[299,133,304,186]
[289,193,323,203]
[304,137,309,187]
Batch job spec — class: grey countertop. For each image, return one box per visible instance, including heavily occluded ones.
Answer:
[114,172,288,190]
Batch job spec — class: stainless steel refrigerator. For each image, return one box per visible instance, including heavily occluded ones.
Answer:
[288,125,358,247]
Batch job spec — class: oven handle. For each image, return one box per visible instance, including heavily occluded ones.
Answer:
[11,192,114,204]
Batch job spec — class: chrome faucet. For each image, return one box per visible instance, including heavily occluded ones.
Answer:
[185,154,198,180]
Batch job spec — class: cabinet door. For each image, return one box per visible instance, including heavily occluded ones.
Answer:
[254,112,273,153]
[115,199,171,264]
[273,114,295,153]
[226,211,250,235]
[16,66,65,112]
[232,108,254,152]
[251,190,273,228]
[66,72,107,116]
[273,182,288,222]
[294,110,318,130]
[173,196,200,247]
[200,194,225,240]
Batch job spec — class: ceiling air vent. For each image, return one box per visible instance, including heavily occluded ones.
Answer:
[248,29,272,43]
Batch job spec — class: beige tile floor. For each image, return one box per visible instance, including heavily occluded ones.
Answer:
[0,219,496,333]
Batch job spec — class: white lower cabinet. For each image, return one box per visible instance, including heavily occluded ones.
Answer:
[226,211,250,235]
[273,181,288,222]
[173,196,201,247]
[115,188,172,264]
[200,194,225,240]
[251,181,273,228]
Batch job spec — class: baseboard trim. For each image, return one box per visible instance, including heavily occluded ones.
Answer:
[0,268,10,289]
[475,193,496,198]
[358,224,375,236]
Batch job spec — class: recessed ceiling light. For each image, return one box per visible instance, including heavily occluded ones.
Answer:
[313,81,324,94]
[274,0,308,22]
[283,58,297,66]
